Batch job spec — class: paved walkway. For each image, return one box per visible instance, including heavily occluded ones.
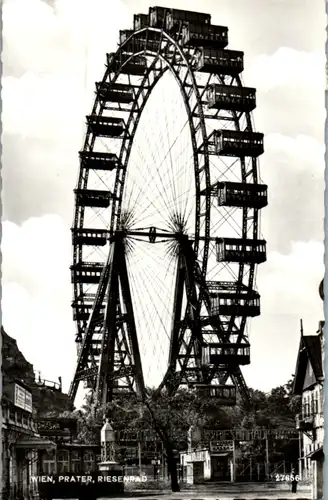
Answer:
[98,488,311,500]
[99,494,310,500]
[99,483,312,500]
[58,483,312,500]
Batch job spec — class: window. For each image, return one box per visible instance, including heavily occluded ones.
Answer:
[319,387,323,413]
[71,450,81,474]
[42,452,56,475]
[313,392,319,414]
[57,450,69,474]
[83,451,95,473]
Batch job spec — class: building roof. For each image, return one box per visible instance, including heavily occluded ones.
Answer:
[15,436,56,451]
[293,335,324,395]
[307,447,324,461]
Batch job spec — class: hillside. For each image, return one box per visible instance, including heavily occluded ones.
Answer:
[1,326,73,416]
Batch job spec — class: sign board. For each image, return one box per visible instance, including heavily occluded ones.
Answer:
[37,418,77,438]
[183,449,207,463]
[24,391,33,413]
[14,384,33,413]
[210,440,234,452]
[203,428,298,441]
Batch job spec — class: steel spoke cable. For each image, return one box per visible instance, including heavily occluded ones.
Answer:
[127,90,195,219]
[126,261,162,368]
[211,205,242,237]
[160,75,182,214]
[128,102,172,212]
[127,126,174,220]
[210,157,241,183]
[127,242,177,330]
[138,268,176,369]
[123,125,191,225]
[123,154,173,225]
[127,243,176,283]
[126,239,177,299]
[130,73,184,211]
[124,177,196,229]
[126,250,173,381]
[123,157,195,231]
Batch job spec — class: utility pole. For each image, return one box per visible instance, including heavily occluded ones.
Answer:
[187,425,194,452]
[138,441,142,474]
[265,436,269,480]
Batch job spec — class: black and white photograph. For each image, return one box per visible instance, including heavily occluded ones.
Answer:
[1,0,326,499]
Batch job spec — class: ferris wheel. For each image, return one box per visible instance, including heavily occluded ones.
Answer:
[69,6,268,407]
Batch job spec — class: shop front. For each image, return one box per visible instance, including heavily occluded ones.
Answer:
[211,453,231,480]
[309,447,324,499]
[2,381,55,500]
[180,440,235,484]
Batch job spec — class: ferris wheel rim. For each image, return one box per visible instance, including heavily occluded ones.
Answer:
[69,13,266,402]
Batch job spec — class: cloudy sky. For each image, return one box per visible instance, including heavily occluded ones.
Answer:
[1,0,325,402]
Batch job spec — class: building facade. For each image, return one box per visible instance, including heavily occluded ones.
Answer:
[293,320,324,500]
[1,328,74,500]
[180,440,237,483]
[1,379,55,500]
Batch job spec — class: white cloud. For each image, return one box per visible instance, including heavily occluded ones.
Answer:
[260,241,324,316]
[2,73,88,140]
[3,0,130,78]
[244,240,324,391]
[243,48,325,142]
[264,133,324,172]
[259,133,324,253]
[2,216,71,295]
[2,0,130,140]
[245,48,324,92]
[2,215,76,391]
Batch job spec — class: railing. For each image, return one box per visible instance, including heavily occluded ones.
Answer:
[34,372,62,391]
[296,412,314,430]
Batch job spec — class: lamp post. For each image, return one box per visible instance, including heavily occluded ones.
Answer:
[97,419,124,493]
[101,419,116,463]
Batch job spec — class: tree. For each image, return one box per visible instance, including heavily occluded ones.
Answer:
[66,377,301,490]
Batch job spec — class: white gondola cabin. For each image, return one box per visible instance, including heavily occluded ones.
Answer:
[134,14,149,30]
[195,48,244,76]
[74,189,113,209]
[195,384,236,405]
[96,82,134,104]
[87,115,125,138]
[121,56,147,75]
[217,182,268,209]
[79,152,121,171]
[215,129,264,157]
[70,263,103,284]
[132,31,162,53]
[149,6,167,27]
[119,30,133,45]
[207,84,256,112]
[106,53,147,76]
[202,343,250,366]
[166,9,211,32]
[181,23,228,49]
[210,289,260,318]
[216,238,267,264]
[71,229,108,247]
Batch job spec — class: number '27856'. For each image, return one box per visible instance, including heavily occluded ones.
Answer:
[275,474,301,482]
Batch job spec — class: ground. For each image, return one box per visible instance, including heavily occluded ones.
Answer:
[97,481,312,500]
